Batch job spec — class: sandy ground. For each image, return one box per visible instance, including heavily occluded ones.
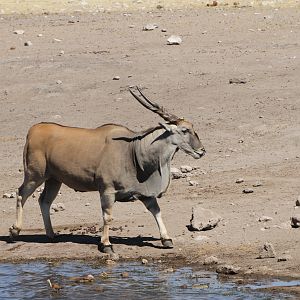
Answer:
[0,5,300,287]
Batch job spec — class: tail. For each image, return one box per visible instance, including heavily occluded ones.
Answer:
[22,134,29,172]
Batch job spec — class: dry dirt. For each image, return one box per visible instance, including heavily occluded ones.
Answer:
[0,5,300,284]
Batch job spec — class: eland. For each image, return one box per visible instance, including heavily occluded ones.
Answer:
[9,87,205,254]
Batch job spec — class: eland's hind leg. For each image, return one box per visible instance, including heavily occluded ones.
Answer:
[9,178,43,238]
[38,178,62,239]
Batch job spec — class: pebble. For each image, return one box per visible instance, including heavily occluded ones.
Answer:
[161,29,167,32]
[216,265,240,275]
[121,272,129,278]
[24,41,33,46]
[56,80,63,85]
[167,35,182,45]
[277,255,292,262]
[229,78,247,84]
[180,165,193,173]
[235,178,244,184]
[258,216,273,222]
[189,206,221,231]
[253,182,262,187]
[203,256,219,265]
[171,167,186,179]
[13,29,24,35]
[291,215,300,228]
[37,33,43,37]
[85,203,91,207]
[189,180,199,186]
[243,188,254,194]
[3,192,16,199]
[142,23,158,31]
[51,202,65,212]
[258,242,276,259]
[141,258,148,264]
[113,76,120,80]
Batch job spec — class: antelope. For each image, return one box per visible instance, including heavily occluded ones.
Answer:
[9,87,205,255]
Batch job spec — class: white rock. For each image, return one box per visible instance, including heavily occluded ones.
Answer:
[13,29,24,35]
[142,23,158,31]
[167,35,182,45]
[37,33,43,37]
[24,41,33,46]
[235,178,244,183]
[53,38,62,42]
[85,203,91,206]
[189,206,221,231]
[51,202,65,212]
[180,165,193,173]
[189,180,199,186]
[56,80,63,85]
[258,242,276,259]
[113,76,120,80]
[141,258,148,264]
[171,167,186,179]
[258,216,273,222]
[291,215,300,228]
[3,192,16,199]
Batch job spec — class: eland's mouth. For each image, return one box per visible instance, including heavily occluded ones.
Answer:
[193,148,206,159]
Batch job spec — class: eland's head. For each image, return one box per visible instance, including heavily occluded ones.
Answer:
[129,86,205,159]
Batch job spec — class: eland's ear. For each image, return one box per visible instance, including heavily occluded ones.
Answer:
[159,122,175,132]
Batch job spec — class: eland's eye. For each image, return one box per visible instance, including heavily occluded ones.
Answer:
[182,128,189,134]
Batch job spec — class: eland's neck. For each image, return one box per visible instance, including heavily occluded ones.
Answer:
[133,127,177,172]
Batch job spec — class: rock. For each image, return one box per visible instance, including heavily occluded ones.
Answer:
[121,272,129,278]
[229,78,247,84]
[53,38,62,42]
[216,265,240,275]
[291,215,300,228]
[161,29,167,32]
[277,255,292,262]
[258,242,276,259]
[258,216,273,222]
[13,29,24,35]
[56,80,63,85]
[296,197,300,207]
[235,178,244,183]
[180,165,193,173]
[71,274,95,283]
[59,50,64,56]
[203,256,219,265]
[253,182,263,187]
[3,192,16,199]
[141,258,148,265]
[113,76,120,80]
[85,203,91,207]
[24,41,33,46]
[51,203,65,212]
[207,1,218,6]
[189,180,199,187]
[142,23,158,31]
[167,35,182,45]
[188,206,221,231]
[171,167,186,179]
[37,33,43,37]
[243,188,254,194]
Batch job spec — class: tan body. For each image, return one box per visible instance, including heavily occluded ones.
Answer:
[10,87,205,255]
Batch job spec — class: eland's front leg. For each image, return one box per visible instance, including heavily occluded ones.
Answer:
[141,197,173,248]
[99,193,115,255]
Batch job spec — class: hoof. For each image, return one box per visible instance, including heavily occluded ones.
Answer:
[9,226,20,238]
[99,244,115,255]
[161,238,174,249]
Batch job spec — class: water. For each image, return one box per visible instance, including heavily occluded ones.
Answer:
[0,261,298,300]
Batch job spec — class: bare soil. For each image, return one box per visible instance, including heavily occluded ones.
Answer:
[0,5,300,285]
